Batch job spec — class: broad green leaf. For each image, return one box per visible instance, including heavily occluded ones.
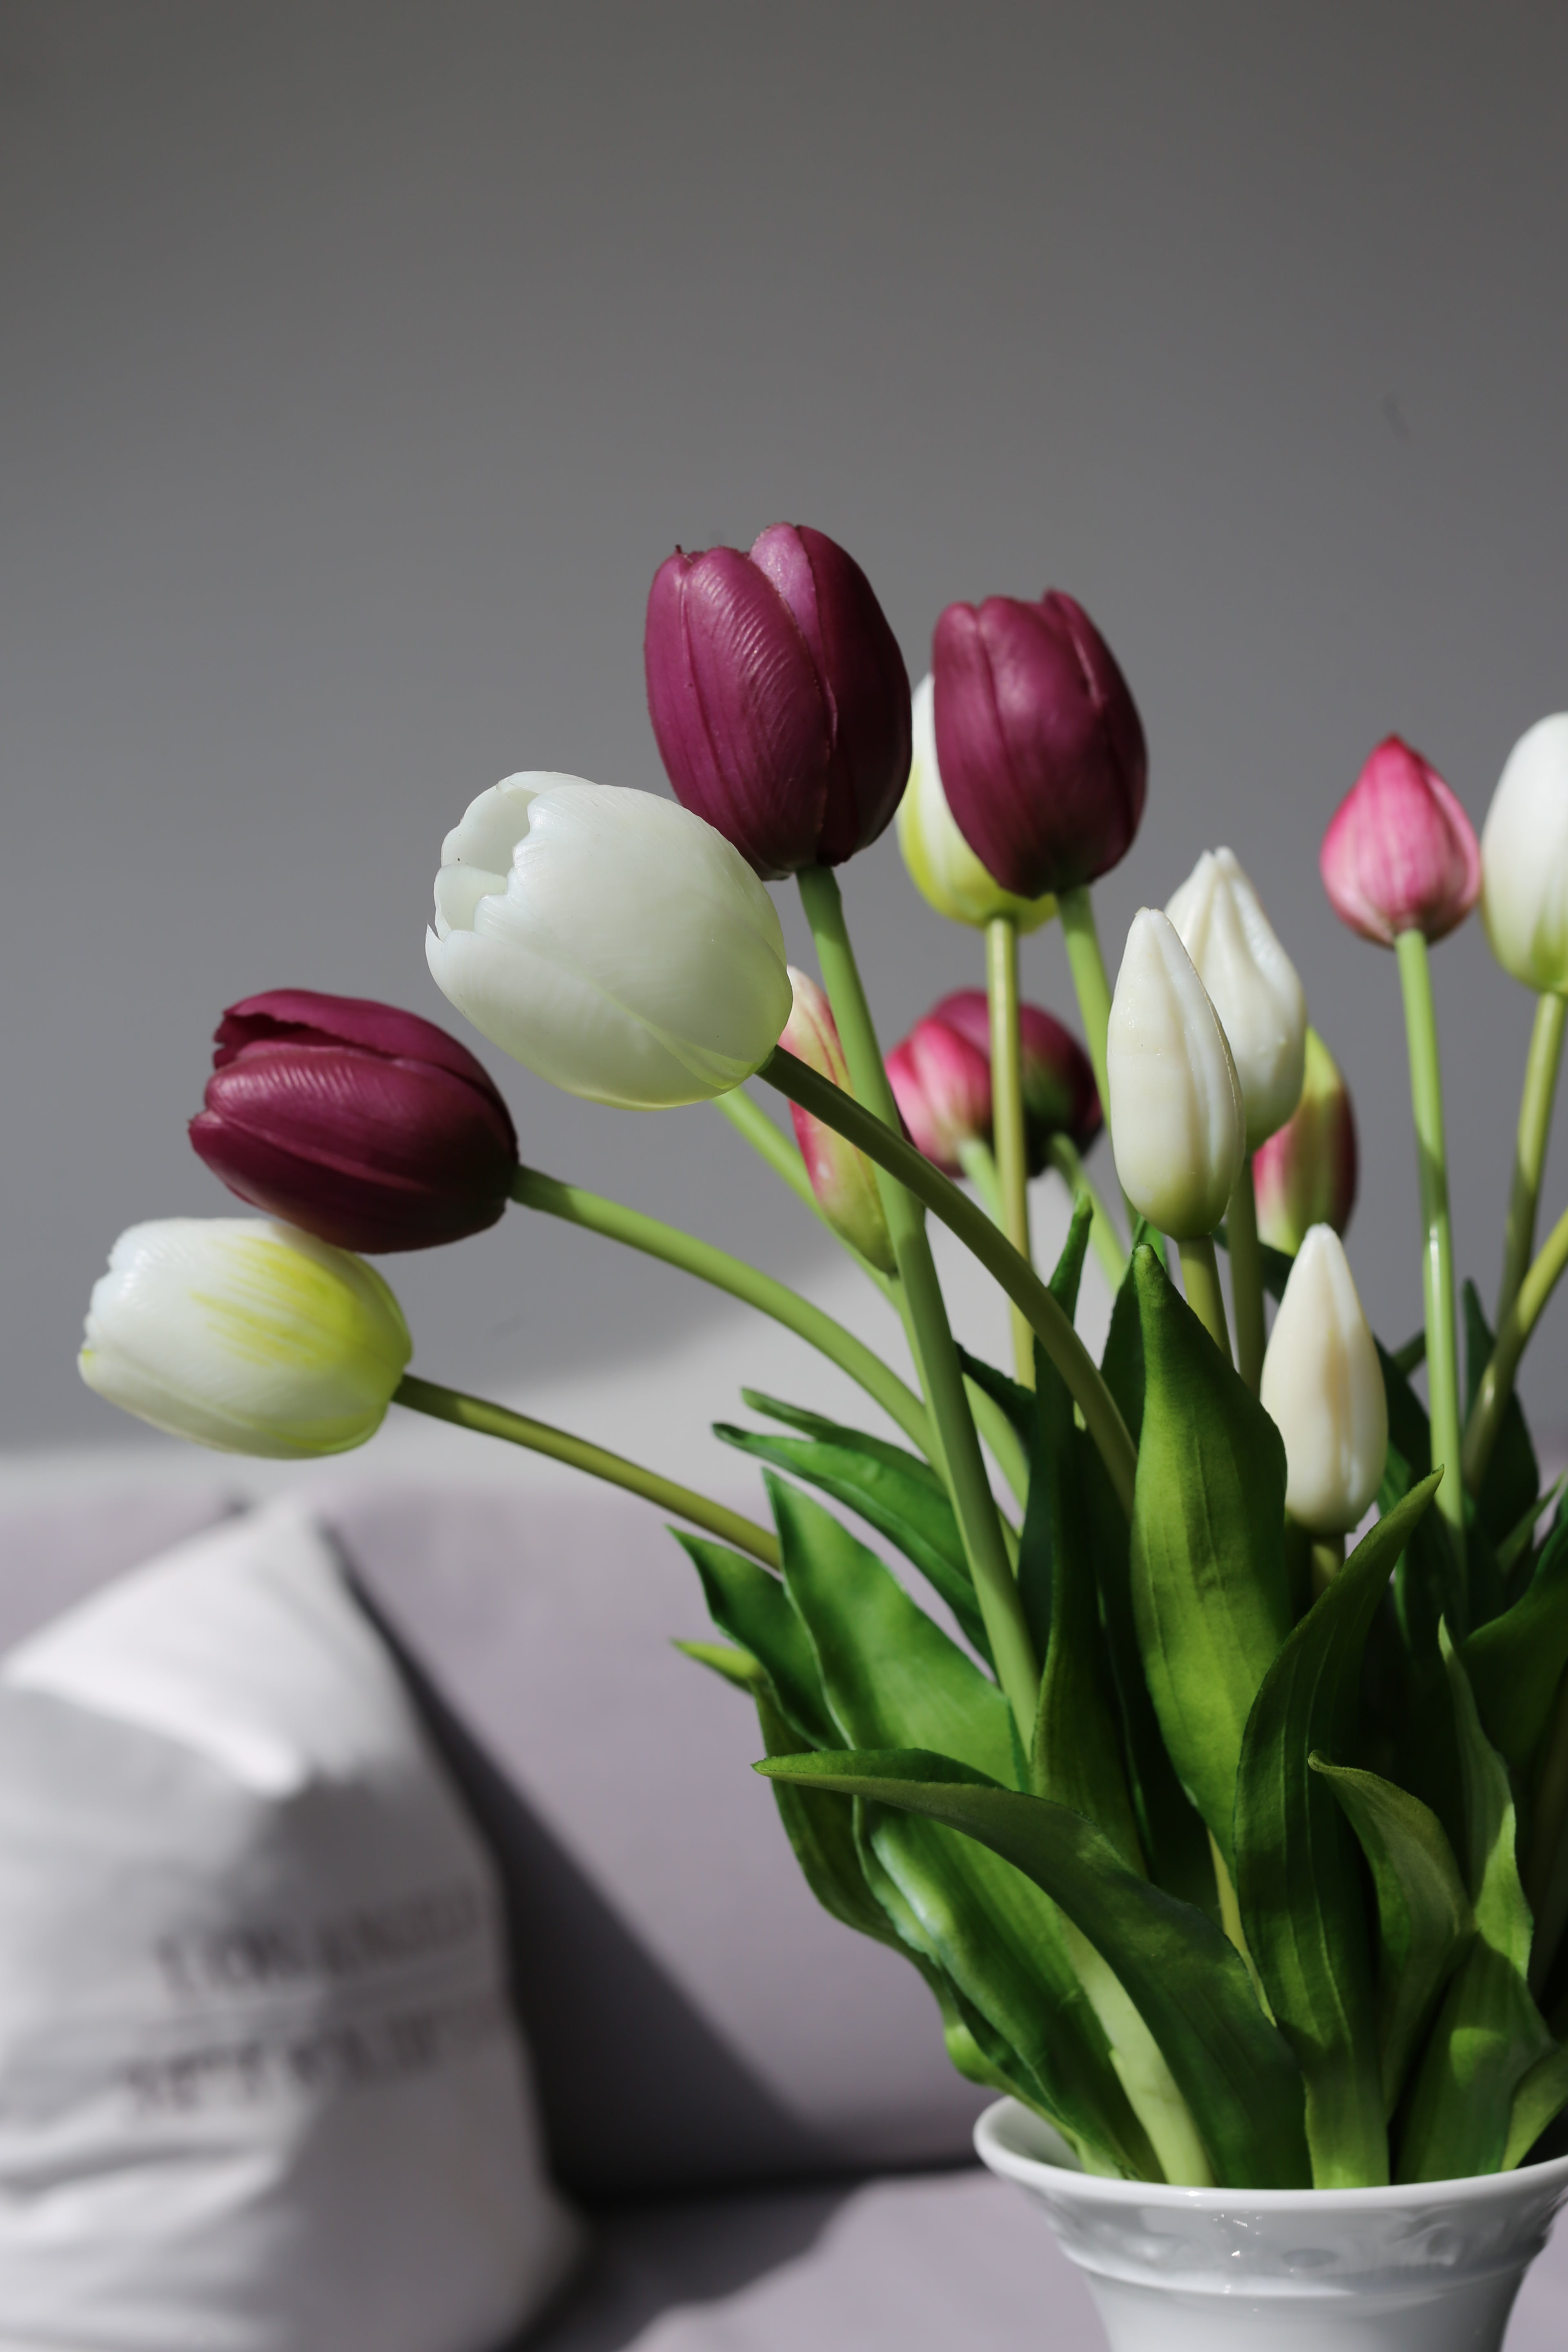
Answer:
[1310,1756,1475,2118]
[1461,1517,1568,1772]
[674,1532,838,1748]
[761,1748,1311,2189]
[1235,1479,1439,2184]
[1497,1470,1568,1582]
[956,1348,1034,1449]
[1378,1343,1468,1650]
[1463,1281,1540,1552]
[1129,1246,1291,1877]
[672,1637,766,1695]
[770,1478,1158,2176]
[1503,2040,1568,2169]
[1395,1629,1554,2182]
[714,1416,991,1663]
[1013,1195,1097,1658]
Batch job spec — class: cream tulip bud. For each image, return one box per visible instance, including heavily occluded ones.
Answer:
[1165,847,1307,1150]
[1480,715,1568,993]
[1106,909,1245,1240]
[1259,1225,1388,1535]
[427,774,793,1110]
[895,677,1057,932]
[79,1218,412,1457]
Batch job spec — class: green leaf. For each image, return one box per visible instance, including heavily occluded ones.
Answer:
[1129,1246,1291,1876]
[1378,1343,1467,1651]
[714,1415,991,1664]
[1310,1756,1475,2118]
[1503,2040,1568,2169]
[769,1477,1158,2177]
[1234,1478,1440,2184]
[956,1348,1033,1449]
[760,1748,1311,2189]
[672,1637,766,1695]
[1497,1468,1568,1583]
[1463,1281,1540,1551]
[1395,1628,1554,2182]
[674,1531,838,1748]
[753,1689,902,1948]
[994,1194,1097,1662]
[1461,1516,1568,1773]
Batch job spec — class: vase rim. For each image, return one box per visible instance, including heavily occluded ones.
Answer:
[975,2095,1568,2210]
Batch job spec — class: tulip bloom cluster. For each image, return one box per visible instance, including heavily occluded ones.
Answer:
[76,518,1568,2205]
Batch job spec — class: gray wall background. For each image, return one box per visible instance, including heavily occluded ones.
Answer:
[3,0,1566,1455]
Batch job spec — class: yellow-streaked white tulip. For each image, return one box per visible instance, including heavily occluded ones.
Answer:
[1480,714,1568,993]
[426,774,793,1109]
[1107,909,1245,1240]
[79,1218,411,1457]
[1165,847,1307,1149]
[895,677,1056,933]
[1260,1225,1388,1535]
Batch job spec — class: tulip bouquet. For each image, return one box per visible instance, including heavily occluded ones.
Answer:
[77,522,1568,2198]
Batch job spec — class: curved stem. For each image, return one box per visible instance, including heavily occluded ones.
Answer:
[1059,886,1114,1125]
[1396,930,1464,1547]
[395,1373,782,1570]
[1227,1157,1266,1393]
[1047,1136,1128,1289]
[509,1166,934,1462]
[1499,991,1566,1326]
[987,915,1035,1386]
[1177,1235,1232,1363]
[761,1045,1138,1517]
[797,865,1039,1736]
[1465,1196,1568,1492]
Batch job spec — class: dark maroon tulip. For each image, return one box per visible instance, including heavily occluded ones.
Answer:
[190,990,518,1252]
[644,522,911,878]
[927,989,1101,1174]
[931,590,1147,898]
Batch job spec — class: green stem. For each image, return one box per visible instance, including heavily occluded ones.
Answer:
[1047,1136,1129,1289]
[508,1166,935,1461]
[395,1373,782,1570]
[987,914,1036,1387]
[1176,1234,1232,1363]
[956,1137,1005,1223]
[1310,1533,1346,1603]
[1499,991,1567,1326]
[712,1086,821,1215]
[797,865,1039,1735]
[1227,1157,1266,1393]
[1464,1196,1568,1492]
[762,1045,1138,1517]
[1395,929,1465,1547]
[1059,886,1114,1125]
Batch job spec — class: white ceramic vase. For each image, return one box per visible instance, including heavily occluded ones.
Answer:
[976,2097,1568,2352]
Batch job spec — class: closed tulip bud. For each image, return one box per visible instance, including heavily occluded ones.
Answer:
[644,523,910,878]
[780,969,896,1274]
[79,1218,412,1457]
[426,774,793,1109]
[1165,847,1307,1149]
[1480,714,1568,992]
[190,989,518,1253]
[895,676,1057,931]
[1106,909,1245,1240]
[1320,735,1481,948]
[931,588,1147,900]
[1259,1225,1388,1535]
[886,1015,994,1177]
[1253,1028,1358,1255]
[921,988,1101,1173]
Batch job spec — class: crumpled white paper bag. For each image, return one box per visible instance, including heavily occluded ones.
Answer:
[0,1498,579,2352]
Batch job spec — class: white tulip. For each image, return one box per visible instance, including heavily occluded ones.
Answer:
[895,677,1056,932]
[1107,909,1245,1240]
[1165,847,1307,1149]
[1260,1225,1388,1535]
[1480,715,1568,993]
[426,774,793,1109]
[79,1218,411,1457]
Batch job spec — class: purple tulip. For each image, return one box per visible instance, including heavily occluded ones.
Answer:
[644,523,911,878]
[190,990,518,1253]
[928,989,1102,1174]
[931,590,1147,899]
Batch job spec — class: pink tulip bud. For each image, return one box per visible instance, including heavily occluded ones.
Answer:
[922,989,1101,1174]
[1319,735,1481,947]
[191,990,518,1252]
[1252,1027,1358,1257]
[780,969,897,1273]
[644,523,911,879]
[931,589,1147,900]
[885,1015,994,1176]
